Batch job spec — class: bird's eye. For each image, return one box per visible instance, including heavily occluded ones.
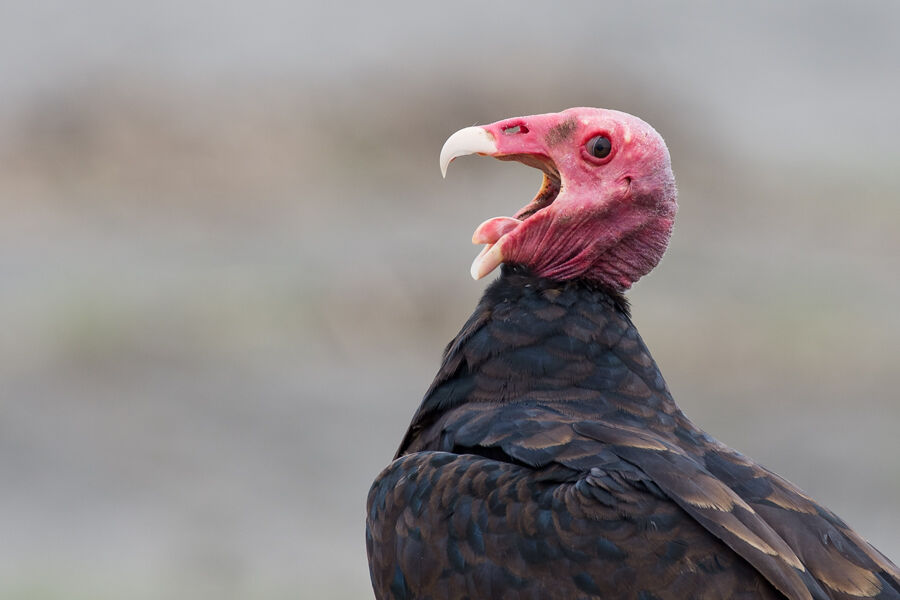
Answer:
[586,135,612,159]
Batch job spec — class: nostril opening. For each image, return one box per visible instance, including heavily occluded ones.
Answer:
[502,124,529,135]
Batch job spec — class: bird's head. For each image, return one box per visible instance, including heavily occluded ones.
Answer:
[441,107,677,291]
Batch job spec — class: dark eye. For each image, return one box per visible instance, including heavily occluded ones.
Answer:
[586,135,612,159]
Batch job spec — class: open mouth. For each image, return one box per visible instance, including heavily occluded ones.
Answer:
[439,124,563,279]
[467,155,561,280]
[495,154,561,222]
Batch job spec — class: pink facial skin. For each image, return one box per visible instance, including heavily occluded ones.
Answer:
[467,108,677,291]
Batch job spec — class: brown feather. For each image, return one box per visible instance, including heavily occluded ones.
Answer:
[367,267,899,600]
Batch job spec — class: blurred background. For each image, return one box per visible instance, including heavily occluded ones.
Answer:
[1,1,898,598]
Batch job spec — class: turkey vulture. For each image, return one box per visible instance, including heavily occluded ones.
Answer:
[366,108,899,599]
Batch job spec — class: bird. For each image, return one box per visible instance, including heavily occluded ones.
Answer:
[365,107,900,599]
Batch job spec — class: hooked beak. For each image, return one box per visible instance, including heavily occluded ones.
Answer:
[438,117,566,280]
[439,126,498,178]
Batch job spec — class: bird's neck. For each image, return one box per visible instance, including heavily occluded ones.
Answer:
[399,266,688,456]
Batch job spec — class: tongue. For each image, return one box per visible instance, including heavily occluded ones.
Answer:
[470,216,522,280]
[472,216,521,244]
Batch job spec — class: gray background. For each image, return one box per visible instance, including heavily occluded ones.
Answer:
[0,1,898,598]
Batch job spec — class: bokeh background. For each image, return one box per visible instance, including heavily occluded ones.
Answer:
[1,2,898,598]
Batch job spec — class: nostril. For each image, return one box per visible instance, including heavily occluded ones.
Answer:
[502,124,529,135]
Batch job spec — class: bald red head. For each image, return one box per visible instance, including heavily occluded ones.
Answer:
[441,107,677,291]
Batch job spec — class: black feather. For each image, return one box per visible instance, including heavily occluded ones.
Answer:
[367,267,900,600]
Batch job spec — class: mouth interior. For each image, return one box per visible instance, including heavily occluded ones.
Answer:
[495,154,561,221]
[469,153,561,279]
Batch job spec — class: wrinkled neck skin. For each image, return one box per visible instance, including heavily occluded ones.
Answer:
[503,168,677,292]
[397,266,696,458]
